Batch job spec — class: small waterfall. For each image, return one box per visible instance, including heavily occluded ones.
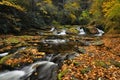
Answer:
[57,29,66,35]
[50,27,55,32]
[94,28,104,36]
[42,39,66,44]
[0,52,9,57]
[52,29,66,35]
[77,27,86,35]
[0,61,58,80]
[53,30,58,35]
[45,54,54,61]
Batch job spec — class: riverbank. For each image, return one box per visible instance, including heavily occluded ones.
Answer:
[59,34,120,80]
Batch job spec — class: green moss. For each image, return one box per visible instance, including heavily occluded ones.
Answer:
[81,66,91,74]
[0,54,13,64]
[58,69,68,80]
[68,27,79,34]
[4,37,20,44]
[19,35,33,40]
[73,62,80,66]
[110,60,120,68]
[95,61,109,68]
[4,36,32,44]
[0,1,25,11]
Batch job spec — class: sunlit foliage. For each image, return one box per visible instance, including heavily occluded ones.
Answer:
[36,0,57,24]
[89,0,104,24]
[0,0,120,33]
[0,1,24,11]
[63,0,81,24]
[102,0,120,33]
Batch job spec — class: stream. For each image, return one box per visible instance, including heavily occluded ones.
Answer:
[0,28,104,80]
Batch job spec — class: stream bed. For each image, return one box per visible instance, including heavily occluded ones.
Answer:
[0,28,104,80]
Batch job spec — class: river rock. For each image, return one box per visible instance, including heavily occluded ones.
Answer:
[75,47,86,54]
[90,40,104,46]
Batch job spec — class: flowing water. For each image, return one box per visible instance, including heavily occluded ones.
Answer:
[94,28,104,36]
[57,29,66,35]
[42,39,67,44]
[50,27,55,32]
[0,52,9,57]
[79,28,86,35]
[0,61,58,80]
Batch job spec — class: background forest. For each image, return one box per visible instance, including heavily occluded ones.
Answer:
[0,0,120,34]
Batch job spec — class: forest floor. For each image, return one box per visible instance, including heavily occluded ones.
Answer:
[59,34,120,80]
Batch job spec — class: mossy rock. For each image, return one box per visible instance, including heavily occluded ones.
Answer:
[87,26,99,34]
[67,27,79,34]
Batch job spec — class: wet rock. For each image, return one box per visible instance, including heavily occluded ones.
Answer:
[75,47,86,54]
[77,40,90,46]
[87,27,99,34]
[25,61,58,80]
[39,40,75,53]
[66,27,78,35]
[66,52,79,60]
[47,52,80,66]
[0,64,15,71]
